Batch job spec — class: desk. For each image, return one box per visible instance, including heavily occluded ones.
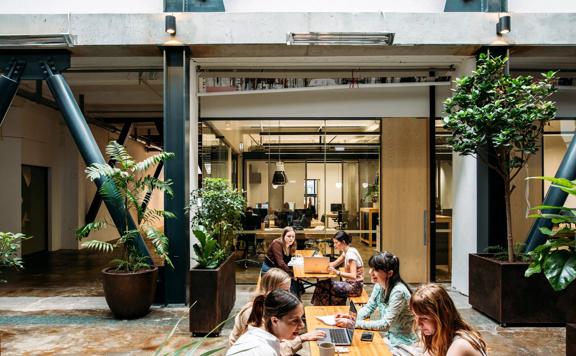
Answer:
[305,306,392,356]
[359,207,379,246]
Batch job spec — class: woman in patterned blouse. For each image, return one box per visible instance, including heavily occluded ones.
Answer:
[335,251,418,347]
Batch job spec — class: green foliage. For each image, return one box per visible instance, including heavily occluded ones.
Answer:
[362,183,379,203]
[191,229,227,269]
[484,243,531,262]
[189,178,246,252]
[76,141,176,272]
[443,53,557,262]
[0,232,30,282]
[525,176,576,291]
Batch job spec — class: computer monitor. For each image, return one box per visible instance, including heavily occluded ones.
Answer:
[330,203,343,212]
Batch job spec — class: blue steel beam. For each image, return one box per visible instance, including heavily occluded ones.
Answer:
[525,136,576,251]
[42,63,150,259]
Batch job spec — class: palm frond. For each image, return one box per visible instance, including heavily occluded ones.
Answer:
[144,226,173,268]
[105,141,135,169]
[85,164,120,181]
[76,221,108,240]
[134,152,174,172]
[81,240,114,253]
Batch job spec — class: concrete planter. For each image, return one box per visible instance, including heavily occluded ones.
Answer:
[567,324,576,356]
[189,254,236,336]
[469,254,576,325]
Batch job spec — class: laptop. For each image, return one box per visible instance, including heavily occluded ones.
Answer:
[303,256,330,274]
[316,301,358,346]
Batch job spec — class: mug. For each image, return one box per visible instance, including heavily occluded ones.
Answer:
[318,341,335,356]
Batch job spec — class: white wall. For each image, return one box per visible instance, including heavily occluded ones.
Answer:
[283,162,305,209]
[509,0,576,12]
[247,160,269,208]
[223,0,446,13]
[0,97,79,251]
[201,86,446,118]
[439,161,453,210]
[0,96,164,252]
[0,0,162,13]
[450,57,477,295]
[307,163,342,219]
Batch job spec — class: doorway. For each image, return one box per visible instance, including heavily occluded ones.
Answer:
[21,165,49,255]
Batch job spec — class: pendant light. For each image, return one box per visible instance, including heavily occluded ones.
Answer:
[272,120,287,186]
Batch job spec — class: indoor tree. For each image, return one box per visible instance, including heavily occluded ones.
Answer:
[443,53,557,262]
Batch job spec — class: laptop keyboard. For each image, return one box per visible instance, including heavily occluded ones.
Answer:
[329,328,350,344]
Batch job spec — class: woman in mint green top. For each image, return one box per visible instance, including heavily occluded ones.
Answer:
[335,252,418,347]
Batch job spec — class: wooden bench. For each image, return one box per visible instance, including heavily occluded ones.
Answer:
[349,288,369,305]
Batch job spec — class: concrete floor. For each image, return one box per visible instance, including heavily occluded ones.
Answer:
[0,250,566,355]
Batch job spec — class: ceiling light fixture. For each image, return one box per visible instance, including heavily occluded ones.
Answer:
[287,32,394,46]
[272,120,288,187]
[0,34,74,48]
[496,15,511,36]
[165,15,177,36]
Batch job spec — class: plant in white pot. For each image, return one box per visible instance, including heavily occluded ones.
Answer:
[76,140,175,319]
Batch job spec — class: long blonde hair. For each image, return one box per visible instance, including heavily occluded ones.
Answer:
[410,284,486,356]
[257,268,291,295]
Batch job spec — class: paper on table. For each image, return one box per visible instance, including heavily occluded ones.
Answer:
[316,315,336,326]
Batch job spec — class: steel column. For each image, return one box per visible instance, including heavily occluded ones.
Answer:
[43,65,149,258]
[525,136,576,251]
[0,61,24,126]
[163,47,190,303]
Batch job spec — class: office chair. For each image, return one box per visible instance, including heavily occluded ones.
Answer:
[236,213,261,269]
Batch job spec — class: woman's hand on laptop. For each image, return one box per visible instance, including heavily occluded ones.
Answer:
[335,317,355,328]
[300,330,326,341]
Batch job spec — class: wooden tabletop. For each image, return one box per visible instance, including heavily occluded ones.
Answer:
[305,306,392,356]
[293,250,337,279]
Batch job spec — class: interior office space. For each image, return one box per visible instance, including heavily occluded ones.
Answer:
[1,8,576,300]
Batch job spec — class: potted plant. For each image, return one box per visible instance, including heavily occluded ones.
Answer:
[188,177,246,335]
[443,53,557,324]
[525,176,576,347]
[363,183,379,208]
[0,232,29,282]
[76,141,175,319]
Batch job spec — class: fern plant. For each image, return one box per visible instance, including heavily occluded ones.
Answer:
[76,141,175,272]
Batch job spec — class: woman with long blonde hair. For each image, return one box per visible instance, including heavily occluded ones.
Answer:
[229,268,324,355]
[410,284,487,356]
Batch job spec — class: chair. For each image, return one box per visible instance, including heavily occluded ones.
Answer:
[236,213,261,269]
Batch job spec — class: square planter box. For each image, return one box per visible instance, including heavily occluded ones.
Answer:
[568,324,576,356]
[469,254,576,326]
[189,254,236,335]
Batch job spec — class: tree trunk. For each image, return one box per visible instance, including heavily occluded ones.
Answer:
[504,178,514,262]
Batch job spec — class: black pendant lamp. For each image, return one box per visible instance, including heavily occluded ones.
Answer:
[272,161,288,186]
[272,122,287,186]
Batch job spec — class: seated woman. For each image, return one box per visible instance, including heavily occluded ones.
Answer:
[410,283,487,356]
[311,230,363,306]
[334,252,418,347]
[261,227,300,296]
[229,268,324,355]
[227,289,320,356]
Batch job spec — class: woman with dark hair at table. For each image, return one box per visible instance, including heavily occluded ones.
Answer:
[334,251,418,348]
[311,230,364,306]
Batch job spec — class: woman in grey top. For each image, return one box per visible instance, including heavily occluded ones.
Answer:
[335,251,418,347]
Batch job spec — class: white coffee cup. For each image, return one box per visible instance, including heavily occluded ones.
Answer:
[318,341,335,356]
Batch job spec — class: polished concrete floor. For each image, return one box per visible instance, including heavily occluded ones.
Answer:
[0,249,566,355]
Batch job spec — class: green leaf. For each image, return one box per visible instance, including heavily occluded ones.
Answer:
[543,250,576,291]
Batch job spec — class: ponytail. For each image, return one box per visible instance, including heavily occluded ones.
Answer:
[248,294,266,327]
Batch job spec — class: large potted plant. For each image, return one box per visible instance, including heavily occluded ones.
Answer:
[188,177,246,335]
[443,53,557,324]
[76,141,175,319]
[525,176,576,348]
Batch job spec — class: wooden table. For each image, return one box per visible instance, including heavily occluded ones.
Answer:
[305,306,392,356]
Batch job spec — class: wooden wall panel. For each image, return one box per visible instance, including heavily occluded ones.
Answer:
[380,118,429,283]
